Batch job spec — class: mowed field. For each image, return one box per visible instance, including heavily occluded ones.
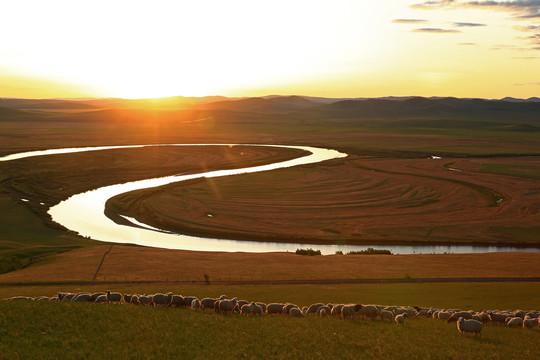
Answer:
[1,100,540,358]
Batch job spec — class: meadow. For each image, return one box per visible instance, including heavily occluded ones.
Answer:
[2,283,539,359]
[1,97,539,358]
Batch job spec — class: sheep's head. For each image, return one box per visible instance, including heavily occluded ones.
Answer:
[354,304,363,312]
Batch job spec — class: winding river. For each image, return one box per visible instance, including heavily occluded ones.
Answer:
[2,144,539,255]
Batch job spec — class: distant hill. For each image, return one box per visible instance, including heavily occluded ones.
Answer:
[296,96,540,121]
[198,96,322,113]
[0,98,97,110]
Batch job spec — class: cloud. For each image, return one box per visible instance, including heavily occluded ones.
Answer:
[411,1,540,50]
[413,27,462,33]
[392,19,429,23]
[458,42,479,44]
[514,81,540,85]
[411,1,540,18]
[411,0,456,9]
[512,55,539,58]
[514,24,540,31]
[452,22,486,26]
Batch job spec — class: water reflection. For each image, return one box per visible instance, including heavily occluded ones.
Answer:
[3,144,539,254]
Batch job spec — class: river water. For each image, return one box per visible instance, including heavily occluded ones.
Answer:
[2,144,538,255]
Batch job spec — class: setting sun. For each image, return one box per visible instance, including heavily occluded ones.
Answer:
[1,1,539,99]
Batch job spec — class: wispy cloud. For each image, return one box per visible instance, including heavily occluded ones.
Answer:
[411,1,540,18]
[514,24,540,31]
[514,81,540,85]
[452,22,486,26]
[411,0,456,9]
[413,27,462,33]
[392,19,429,23]
[410,1,540,50]
[458,42,479,45]
[512,55,539,58]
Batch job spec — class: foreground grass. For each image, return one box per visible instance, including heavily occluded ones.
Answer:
[1,300,538,359]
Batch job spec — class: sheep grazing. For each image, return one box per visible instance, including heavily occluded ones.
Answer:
[191,298,201,311]
[34,296,50,301]
[331,304,344,316]
[307,303,325,315]
[319,308,327,317]
[72,293,92,302]
[457,317,483,337]
[6,296,32,301]
[170,295,184,308]
[523,318,539,329]
[217,298,238,314]
[252,304,263,316]
[341,304,362,319]
[90,292,106,302]
[200,297,218,310]
[152,292,172,307]
[266,303,286,315]
[282,303,299,315]
[106,290,122,304]
[488,311,509,324]
[94,294,108,303]
[505,317,524,328]
[130,295,140,305]
[183,296,197,307]
[240,303,255,316]
[289,308,303,317]
[395,313,407,326]
[358,305,380,320]
[255,302,267,313]
[123,294,133,303]
[447,311,472,323]
[315,306,331,316]
[380,310,394,322]
[138,295,153,306]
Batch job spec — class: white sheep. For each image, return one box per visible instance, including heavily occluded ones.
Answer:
[266,303,286,315]
[380,309,394,322]
[447,311,472,323]
[91,292,106,302]
[106,290,122,304]
[341,304,362,319]
[307,303,325,315]
[523,318,539,329]
[240,302,255,316]
[170,295,184,307]
[252,304,263,316]
[315,306,331,316]
[289,307,303,317]
[331,304,344,316]
[72,293,92,302]
[191,298,200,310]
[152,292,172,307]
[457,317,483,337]
[200,297,218,310]
[138,295,153,306]
[94,294,108,303]
[358,305,380,320]
[506,317,523,328]
[217,298,238,314]
[395,313,407,326]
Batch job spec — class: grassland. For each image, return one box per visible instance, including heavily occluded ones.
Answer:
[1,98,539,358]
[1,282,539,359]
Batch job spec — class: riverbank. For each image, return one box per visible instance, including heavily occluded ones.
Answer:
[1,245,538,284]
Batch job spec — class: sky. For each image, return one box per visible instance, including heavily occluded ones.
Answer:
[0,0,539,100]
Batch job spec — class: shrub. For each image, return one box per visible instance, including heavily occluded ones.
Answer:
[346,248,392,255]
[295,248,322,256]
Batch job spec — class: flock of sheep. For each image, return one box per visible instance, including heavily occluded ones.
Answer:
[5,290,540,337]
